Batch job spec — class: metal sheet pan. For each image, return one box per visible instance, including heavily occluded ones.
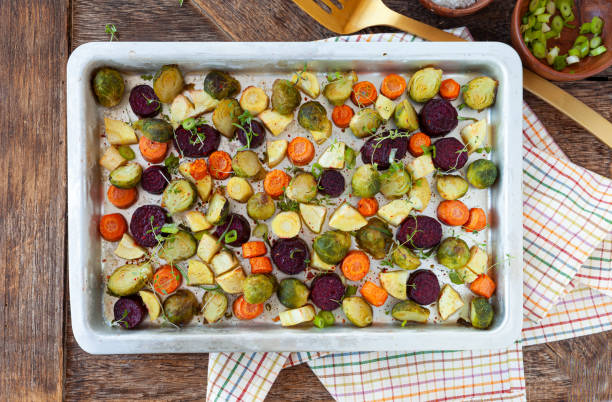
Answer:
[67,42,523,353]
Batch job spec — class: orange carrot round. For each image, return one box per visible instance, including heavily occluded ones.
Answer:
[153,265,182,296]
[437,200,470,226]
[139,136,168,163]
[408,132,431,157]
[350,81,377,106]
[439,79,460,100]
[360,280,388,307]
[208,151,232,180]
[287,137,315,166]
[380,74,407,100]
[99,213,127,242]
[233,295,264,320]
[470,273,496,298]
[341,250,370,281]
[189,159,209,181]
[264,169,291,198]
[107,185,138,209]
[357,198,378,217]
[463,208,487,232]
[331,105,354,128]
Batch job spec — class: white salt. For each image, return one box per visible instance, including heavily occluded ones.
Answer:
[431,0,477,9]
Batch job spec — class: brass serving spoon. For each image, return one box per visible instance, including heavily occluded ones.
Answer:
[292,0,612,148]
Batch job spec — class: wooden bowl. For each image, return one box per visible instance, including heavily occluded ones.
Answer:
[418,0,493,18]
[511,0,612,81]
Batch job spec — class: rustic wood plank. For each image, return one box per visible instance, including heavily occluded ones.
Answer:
[0,0,69,400]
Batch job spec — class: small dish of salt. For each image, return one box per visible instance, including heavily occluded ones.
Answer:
[418,0,493,17]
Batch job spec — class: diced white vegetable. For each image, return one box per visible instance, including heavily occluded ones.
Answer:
[196,232,222,263]
[184,211,212,232]
[460,119,488,154]
[226,177,253,203]
[406,154,435,180]
[187,259,214,286]
[541,22,551,33]
[99,146,127,171]
[188,89,219,116]
[566,55,580,65]
[456,267,478,284]
[279,305,316,326]
[379,270,409,300]
[104,118,138,145]
[114,234,146,260]
[377,199,413,226]
[299,203,327,234]
[258,109,293,136]
[318,141,345,169]
[546,46,559,65]
[138,290,161,321]
[408,178,431,212]
[239,86,269,116]
[202,291,228,324]
[210,250,239,276]
[291,71,320,99]
[266,139,288,167]
[375,94,396,121]
[311,251,336,271]
[271,211,302,238]
[329,203,367,231]
[438,284,464,320]
[194,175,213,203]
[465,246,488,276]
[215,266,246,294]
[170,94,195,126]
[309,119,332,144]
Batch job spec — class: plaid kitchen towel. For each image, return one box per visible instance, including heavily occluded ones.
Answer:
[206,28,612,401]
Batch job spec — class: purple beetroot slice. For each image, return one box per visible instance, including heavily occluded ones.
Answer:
[360,133,409,170]
[141,165,171,195]
[113,296,146,329]
[129,85,160,118]
[173,124,221,158]
[310,273,345,311]
[419,98,458,137]
[407,270,440,305]
[318,169,345,197]
[271,237,310,275]
[236,120,266,149]
[396,215,442,250]
[432,137,468,172]
[130,205,169,247]
[213,213,251,247]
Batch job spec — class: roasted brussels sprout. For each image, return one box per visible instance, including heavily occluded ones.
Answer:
[242,274,276,304]
[204,70,241,100]
[391,300,429,323]
[342,296,373,327]
[277,278,310,309]
[408,67,442,103]
[93,67,124,108]
[436,175,469,200]
[392,245,421,270]
[463,76,498,111]
[163,289,199,326]
[158,230,197,262]
[355,218,393,259]
[349,108,382,138]
[323,71,357,106]
[109,162,142,189]
[213,98,243,138]
[286,172,318,203]
[466,159,498,189]
[351,164,380,198]
[107,262,153,297]
[247,192,276,221]
[380,165,411,199]
[153,65,184,104]
[437,237,470,270]
[232,150,263,178]
[271,79,301,114]
[298,101,328,131]
[471,297,494,329]
[313,230,351,264]
[133,118,173,142]
[394,100,419,132]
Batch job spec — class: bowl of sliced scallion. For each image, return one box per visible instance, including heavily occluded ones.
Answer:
[511,0,612,81]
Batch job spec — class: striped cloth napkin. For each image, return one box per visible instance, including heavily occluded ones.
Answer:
[207,28,612,401]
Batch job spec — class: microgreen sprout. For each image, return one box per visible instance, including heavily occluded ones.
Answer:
[105,24,117,42]
[111,309,129,328]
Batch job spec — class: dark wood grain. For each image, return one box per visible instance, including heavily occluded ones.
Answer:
[0,0,69,400]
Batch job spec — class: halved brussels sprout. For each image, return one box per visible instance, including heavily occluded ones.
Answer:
[394,100,419,132]
[213,98,243,138]
[323,71,357,106]
[463,76,498,111]
[466,159,498,189]
[153,65,184,104]
[437,237,470,270]
[107,262,153,297]
[286,172,318,203]
[349,108,382,138]
[93,67,124,108]
[356,217,393,259]
[342,296,373,327]
[163,289,199,326]
[436,175,469,200]
[380,165,412,199]
[313,230,351,264]
[298,101,328,131]
[471,297,494,329]
[204,70,241,100]
[133,118,174,142]
[247,192,276,221]
[243,274,277,304]
[351,164,380,198]
[408,67,442,103]
[232,150,263,179]
[392,245,420,270]
[271,79,301,114]
[277,278,310,309]
[391,300,429,323]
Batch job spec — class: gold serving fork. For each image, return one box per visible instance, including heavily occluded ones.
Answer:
[292,0,612,148]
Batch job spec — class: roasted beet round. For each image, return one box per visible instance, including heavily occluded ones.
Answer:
[407,270,440,305]
[129,85,160,118]
[236,120,266,149]
[141,165,171,195]
[310,273,345,311]
[419,98,458,137]
[213,213,251,247]
[113,296,147,329]
[173,124,221,158]
[271,237,310,275]
[130,205,169,247]
[360,132,409,170]
[432,137,468,172]
[396,215,443,250]
[318,169,345,197]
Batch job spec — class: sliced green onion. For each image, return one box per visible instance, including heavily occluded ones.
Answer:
[537,13,551,23]
[563,12,575,23]
[574,35,589,45]
[558,2,572,18]
[182,117,196,130]
[533,7,546,16]
[590,45,607,57]
[532,41,547,59]
[563,22,575,29]
[529,0,540,12]
[568,48,580,58]
[551,15,564,32]
[546,46,560,65]
[591,16,603,35]
[577,40,590,58]
[544,30,559,40]
[541,22,551,33]
[566,55,580,65]
[533,21,543,30]
[579,22,592,34]
[546,0,556,14]
[553,55,567,71]
[590,36,602,49]
[117,145,135,160]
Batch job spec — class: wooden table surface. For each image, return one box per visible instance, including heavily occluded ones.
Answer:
[2,0,610,400]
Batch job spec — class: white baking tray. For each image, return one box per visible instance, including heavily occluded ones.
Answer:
[67,42,523,353]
